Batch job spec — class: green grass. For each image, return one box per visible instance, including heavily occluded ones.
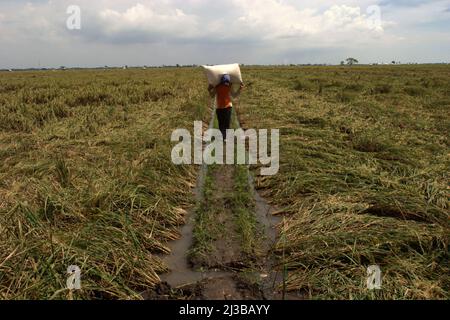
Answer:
[232,164,260,256]
[189,164,219,265]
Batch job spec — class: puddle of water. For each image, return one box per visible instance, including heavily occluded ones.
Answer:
[235,110,288,300]
[159,209,203,287]
[246,172,285,299]
[159,164,233,287]
[249,174,282,245]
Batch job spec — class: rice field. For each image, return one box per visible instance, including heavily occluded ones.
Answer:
[238,65,449,299]
[0,65,449,300]
[0,68,209,299]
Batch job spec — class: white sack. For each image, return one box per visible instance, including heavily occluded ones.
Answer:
[202,63,243,87]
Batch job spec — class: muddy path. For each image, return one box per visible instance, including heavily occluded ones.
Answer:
[189,165,246,269]
[143,101,301,300]
[144,164,263,300]
[145,165,282,300]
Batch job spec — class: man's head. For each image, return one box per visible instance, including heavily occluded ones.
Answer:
[220,74,231,86]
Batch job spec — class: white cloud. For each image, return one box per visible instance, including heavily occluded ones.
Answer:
[234,0,318,39]
[0,2,65,42]
[221,0,393,48]
[20,0,383,44]
[0,0,391,45]
[0,0,449,67]
[97,3,201,41]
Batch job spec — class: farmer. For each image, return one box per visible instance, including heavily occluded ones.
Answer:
[208,74,244,140]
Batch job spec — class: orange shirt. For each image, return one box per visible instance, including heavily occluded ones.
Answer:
[216,84,232,109]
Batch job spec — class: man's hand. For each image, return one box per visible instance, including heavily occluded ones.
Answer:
[238,82,245,92]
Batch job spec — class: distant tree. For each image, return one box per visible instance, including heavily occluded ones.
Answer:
[391,61,396,65]
[340,61,345,66]
[345,58,359,66]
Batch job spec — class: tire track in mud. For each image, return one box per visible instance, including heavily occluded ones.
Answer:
[143,98,295,300]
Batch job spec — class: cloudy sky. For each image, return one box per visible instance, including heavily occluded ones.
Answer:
[1,0,449,68]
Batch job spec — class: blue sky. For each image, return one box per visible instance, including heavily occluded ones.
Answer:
[0,0,449,68]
